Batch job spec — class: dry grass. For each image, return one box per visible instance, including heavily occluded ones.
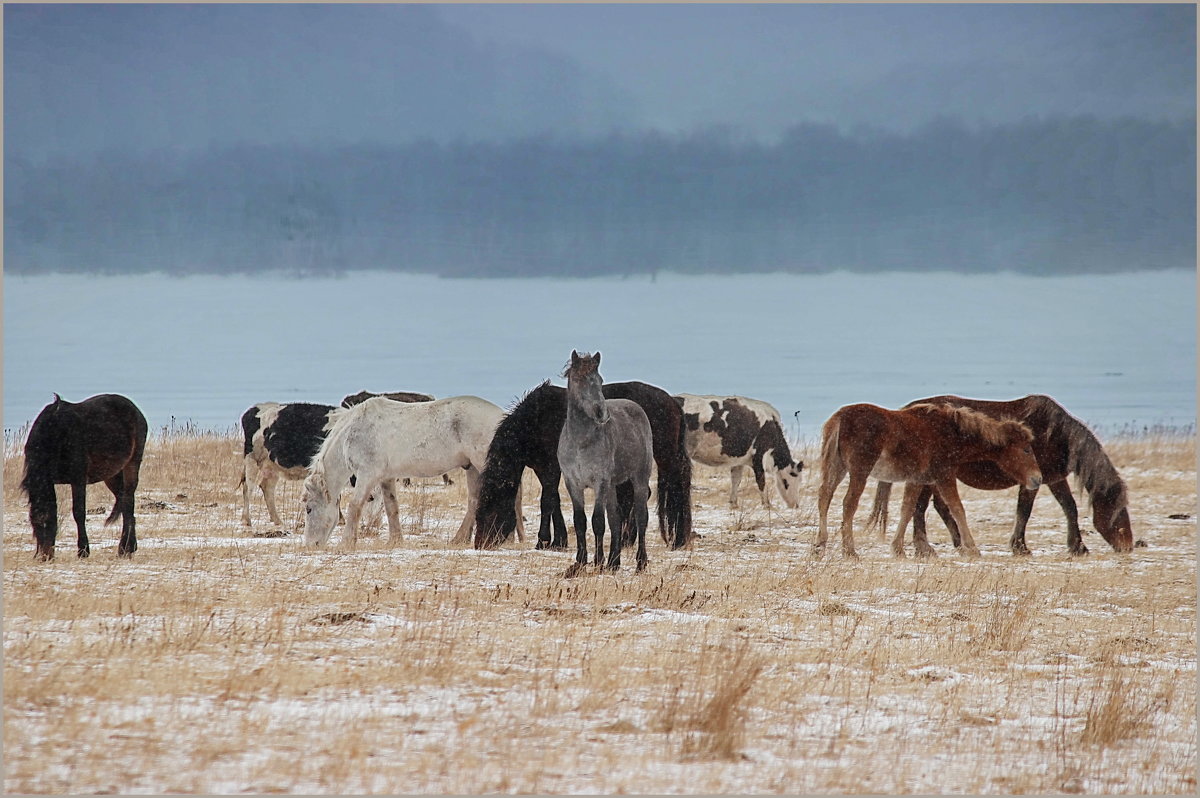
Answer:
[3,429,1195,794]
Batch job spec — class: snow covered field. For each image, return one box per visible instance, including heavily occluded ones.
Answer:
[3,430,1195,793]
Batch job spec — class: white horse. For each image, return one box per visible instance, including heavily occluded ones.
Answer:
[303,396,524,547]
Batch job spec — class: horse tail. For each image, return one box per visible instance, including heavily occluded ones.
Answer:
[818,412,844,486]
[659,411,694,549]
[864,481,892,533]
[104,498,122,526]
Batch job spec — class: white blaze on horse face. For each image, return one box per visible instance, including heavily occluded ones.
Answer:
[302,475,339,546]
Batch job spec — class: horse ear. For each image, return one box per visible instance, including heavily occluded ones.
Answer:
[593,352,601,367]
[571,350,581,366]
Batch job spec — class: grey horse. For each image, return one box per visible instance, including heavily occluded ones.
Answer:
[558,351,654,574]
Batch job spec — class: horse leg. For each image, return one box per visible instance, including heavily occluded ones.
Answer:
[1009,487,1038,556]
[890,483,923,558]
[838,472,868,560]
[1046,480,1087,556]
[930,491,960,548]
[451,466,480,545]
[261,470,284,528]
[815,458,847,556]
[341,479,376,548]
[912,485,940,557]
[600,482,621,571]
[380,479,403,544]
[728,465,744,508]
[634,484,651,573]
[106,468,138,557]
[564,481,589,576]
[71,480,90,558]
[591,496,607,569]
[240,455,256,527]
[936,480,980,557]
[751,456,771,508]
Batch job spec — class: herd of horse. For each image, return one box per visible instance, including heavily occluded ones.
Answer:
[18,351,1139,572]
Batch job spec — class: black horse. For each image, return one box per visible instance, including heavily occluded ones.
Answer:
[473,380,693,551]
[20,393,149,560]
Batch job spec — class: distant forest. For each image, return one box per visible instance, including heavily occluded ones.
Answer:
[5,115,1194,277]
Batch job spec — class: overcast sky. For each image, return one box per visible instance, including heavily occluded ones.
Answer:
[5,3,1195,162]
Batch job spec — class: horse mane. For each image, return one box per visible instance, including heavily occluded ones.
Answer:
[305,403,357,490]
[1023,394,1128,513]
[19,399,67,499]
[907,402,1034,447]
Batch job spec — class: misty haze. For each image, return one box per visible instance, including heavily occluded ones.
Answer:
[4,3,1195,278]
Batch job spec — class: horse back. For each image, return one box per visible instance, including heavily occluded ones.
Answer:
[25,394,147,487]
[606,398,655,480]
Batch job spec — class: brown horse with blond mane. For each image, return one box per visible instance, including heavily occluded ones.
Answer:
[865,394,1136,556]
[816,402,1042,559]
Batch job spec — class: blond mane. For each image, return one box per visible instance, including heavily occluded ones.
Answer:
[907,403,1033,447]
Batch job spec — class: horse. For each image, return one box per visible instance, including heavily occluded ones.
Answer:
[864,394,1136,555]
[558,351,654,574]
[20,393,148,560]
[302,396,522,548]
[472,379,694,551]
[815,402,1042,559]
[674,393,804,508]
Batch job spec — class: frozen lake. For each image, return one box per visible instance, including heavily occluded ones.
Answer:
[3,270,1195,441]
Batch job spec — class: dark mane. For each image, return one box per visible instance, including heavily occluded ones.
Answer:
[1023,394,1128,515]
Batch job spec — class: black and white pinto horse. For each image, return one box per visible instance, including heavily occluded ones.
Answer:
[21,393,148,559]
[472,379,694,551]
[559,351,654,575]
[303,396,522,548]
[673,394,804,509]
[238,402,338,528]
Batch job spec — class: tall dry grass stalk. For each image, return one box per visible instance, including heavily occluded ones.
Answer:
[2,430,1195,794]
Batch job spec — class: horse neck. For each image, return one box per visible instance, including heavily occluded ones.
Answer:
[755,419,796,470]
[309,420,354,494]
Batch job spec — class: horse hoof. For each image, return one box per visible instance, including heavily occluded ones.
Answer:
[1134,539,1148,548]
[1011,547,1032,557]
[563,562,588,579]
[842,548,860,561]
[915,548,937,560]
[1069,546,1089,557]
[961,547,982,558]
[79,548,91,559]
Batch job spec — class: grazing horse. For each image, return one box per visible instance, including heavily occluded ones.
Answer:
[865,394,1136,555]
[558,351,654,574]
[472,380,694,551]
[816,402,1042,559]
[674,393,804,508]
[20,393,148,560]
[303,396,521,548]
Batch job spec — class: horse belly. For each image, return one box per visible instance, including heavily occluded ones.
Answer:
[868,454,929,484]
[687,434,748,468]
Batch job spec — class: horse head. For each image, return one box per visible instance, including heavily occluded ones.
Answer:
[774,460,805,509]
[1091,482,1135,552]
[302,471,339,546]
[564,350,610,425]
[993,420,1042,491]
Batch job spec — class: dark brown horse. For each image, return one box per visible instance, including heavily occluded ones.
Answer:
[20,394,148,560]
[816,402,1041,559]
[473,380,693,551]
[865,394,1136,556]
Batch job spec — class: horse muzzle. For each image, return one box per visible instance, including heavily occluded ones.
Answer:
[1026,473,1043,491]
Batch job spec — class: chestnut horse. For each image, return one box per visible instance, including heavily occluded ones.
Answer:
[865,394,1136,555]
[816,402,1042,559]
[20,393,148,560]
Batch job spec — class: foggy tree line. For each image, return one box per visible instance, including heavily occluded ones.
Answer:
[5,115,1193,277]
